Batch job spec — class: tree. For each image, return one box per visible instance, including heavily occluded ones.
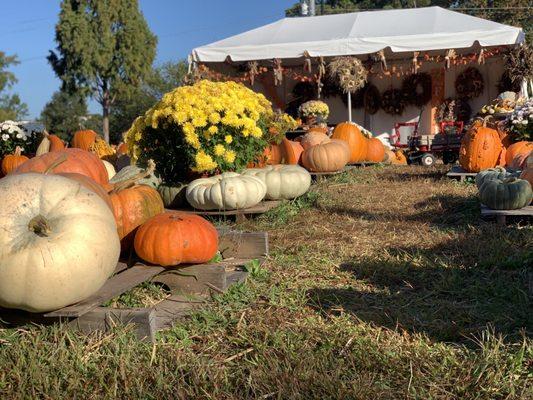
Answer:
[48,0,157,142]
[110,60,188,141]
[0,52,28,121]
[40,91,89,140]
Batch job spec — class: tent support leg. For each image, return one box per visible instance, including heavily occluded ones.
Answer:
[347,92,352,122]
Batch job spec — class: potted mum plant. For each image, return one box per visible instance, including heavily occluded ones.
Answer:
[0,120,43,158]
[298,100,329,130]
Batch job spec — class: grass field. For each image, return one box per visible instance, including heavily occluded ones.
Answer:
[1,165,531,399]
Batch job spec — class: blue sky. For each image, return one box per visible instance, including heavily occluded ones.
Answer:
[2,0,295,118]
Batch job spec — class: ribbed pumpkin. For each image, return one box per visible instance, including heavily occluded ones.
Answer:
[475,166,517,189]
[496,125,513,148]
[519,152,533,186]
[300,131,329,150]
[57,172,113,211]
[331,122,368,163]
[459,119,505,172]
[365,138,385,162]
[71,129,98,151]
[479,177,532,210]
[505,141,533,169]
[108,162,164,241]
[158,183,188,209]
[281,138,304,165]
[15,148,109,185]
[1,147,29,175]
[134,212,218,267]
[264,144,282,165]
[301,138,349,172]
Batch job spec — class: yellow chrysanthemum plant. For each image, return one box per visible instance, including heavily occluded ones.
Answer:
[125,80,294,184]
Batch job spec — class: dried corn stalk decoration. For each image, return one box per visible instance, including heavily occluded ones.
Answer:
[412,51,420,73]
[273,58,283,86]
[477,48,485,65]
[504,44,533,84]
[303,54,312,73]
[328,56,368,93]
[247,61,259,85]
[377,49,388,71]
[444,49,456,69]
[317,56,326,98]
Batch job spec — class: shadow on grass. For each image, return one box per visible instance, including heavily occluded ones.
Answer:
[307,231,532,343]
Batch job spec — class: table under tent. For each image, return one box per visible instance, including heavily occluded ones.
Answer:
[190,6,525,165]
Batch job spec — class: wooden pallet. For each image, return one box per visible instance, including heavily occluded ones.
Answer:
[0,230,268,342]
[446,165,477,182]
[310,165,357,181]
[173,200,281,222]
[347,161,378,167]
[480,204,533,225]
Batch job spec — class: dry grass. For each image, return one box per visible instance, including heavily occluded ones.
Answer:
[0,165,531,399]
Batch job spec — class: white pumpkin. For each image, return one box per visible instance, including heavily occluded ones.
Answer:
[102,160,116,179]
[242,165,311,200]
[0,173,120,312]
[186,172,266,210]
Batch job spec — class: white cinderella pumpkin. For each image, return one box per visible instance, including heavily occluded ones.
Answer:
[242,165,311,200]
[0,173,120,312]
[102,160,116,180]
[186,172,267,210]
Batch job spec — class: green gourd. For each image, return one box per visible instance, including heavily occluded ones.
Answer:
[158,184,188,209]
[475,167,517,189]
[111,164,161,189]
[479,177,532,210]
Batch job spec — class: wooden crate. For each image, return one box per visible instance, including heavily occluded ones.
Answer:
[173,200,281,222]
[446,165,477,182]
[0,230,268,342]
[480,204,533,225]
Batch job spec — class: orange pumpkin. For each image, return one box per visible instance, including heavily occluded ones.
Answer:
[281,138,304,165]
[307,126,328,135]
[264,144,282,165]
[519,151,533,187]
[459,119,505,172]
[71,129,98,151]
[505,141,533,168]
[15,148,109,185]
[134,212,218,266]
[57,172,113,211]
[331,122,368,163]
[300,131,329,150]
[116,142,129,155]
[1,147,29,175]
[365,138,385,162]
[496,124,513,148]
[301,139,349,172]
[393,150,408,165]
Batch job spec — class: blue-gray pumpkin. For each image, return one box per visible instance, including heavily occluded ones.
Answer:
[479,177,532,210]
[475,167,517,189]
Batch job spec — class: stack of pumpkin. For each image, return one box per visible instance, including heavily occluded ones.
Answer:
[0,130,219,313]
[270,122,406,173]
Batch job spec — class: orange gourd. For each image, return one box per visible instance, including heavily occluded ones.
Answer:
[281,138,304,165]
[459,119,505,172]
[300,131,329,150]
[116,142,129,155]
[71,129,98,151]
[134,212,218,266]
[365,138,386,162]
[57,172,113,211]
[331,122,368,163]
[15,148,109,185]
[1,147,29,175]
[48,134,65,152]
[505,141,533,168]
[264,144,282,165]
[519,152,533,187]
[393,150,408,165]
[301,139,349,172]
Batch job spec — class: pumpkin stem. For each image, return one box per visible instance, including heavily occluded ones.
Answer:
[110,159,156,194]
[14,146,22,156]
[44,155,68,175]
[28,215,52,237]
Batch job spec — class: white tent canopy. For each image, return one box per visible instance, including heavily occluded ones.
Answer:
[191,7,524,62]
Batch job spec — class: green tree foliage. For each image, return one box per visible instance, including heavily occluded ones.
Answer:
[0,52,28,121]
[286,1,531,41]
[40,91,89,140]
[48,0,157,142]
[110,60,188,141]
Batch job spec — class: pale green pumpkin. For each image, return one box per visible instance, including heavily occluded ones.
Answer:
[158,184,188,209]
[479,177,532,210]
[475,167,517,189]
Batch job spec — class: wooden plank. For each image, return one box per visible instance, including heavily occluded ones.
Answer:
[171,200,281,217]
[45,264,165,318]
[153,295,205,330]
[151,263,226,296]
[218,231,269,259]
[225,270,248,289]
[70,307,156,342]
[480,204,533,217]
[446,165,477,179]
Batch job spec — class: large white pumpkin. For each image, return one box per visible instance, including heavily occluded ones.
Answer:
[242,165,311,200]
[0,173,120,312]
[186,172,266,210]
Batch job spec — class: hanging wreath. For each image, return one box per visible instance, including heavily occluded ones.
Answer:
[364,84,381,115]
[328,57,368,93]
[401,73,432,107]
[455,67,484,99]
[382,89,406,115]
[435,98,472,124]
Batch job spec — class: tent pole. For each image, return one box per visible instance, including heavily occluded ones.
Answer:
[347,92,352,122]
